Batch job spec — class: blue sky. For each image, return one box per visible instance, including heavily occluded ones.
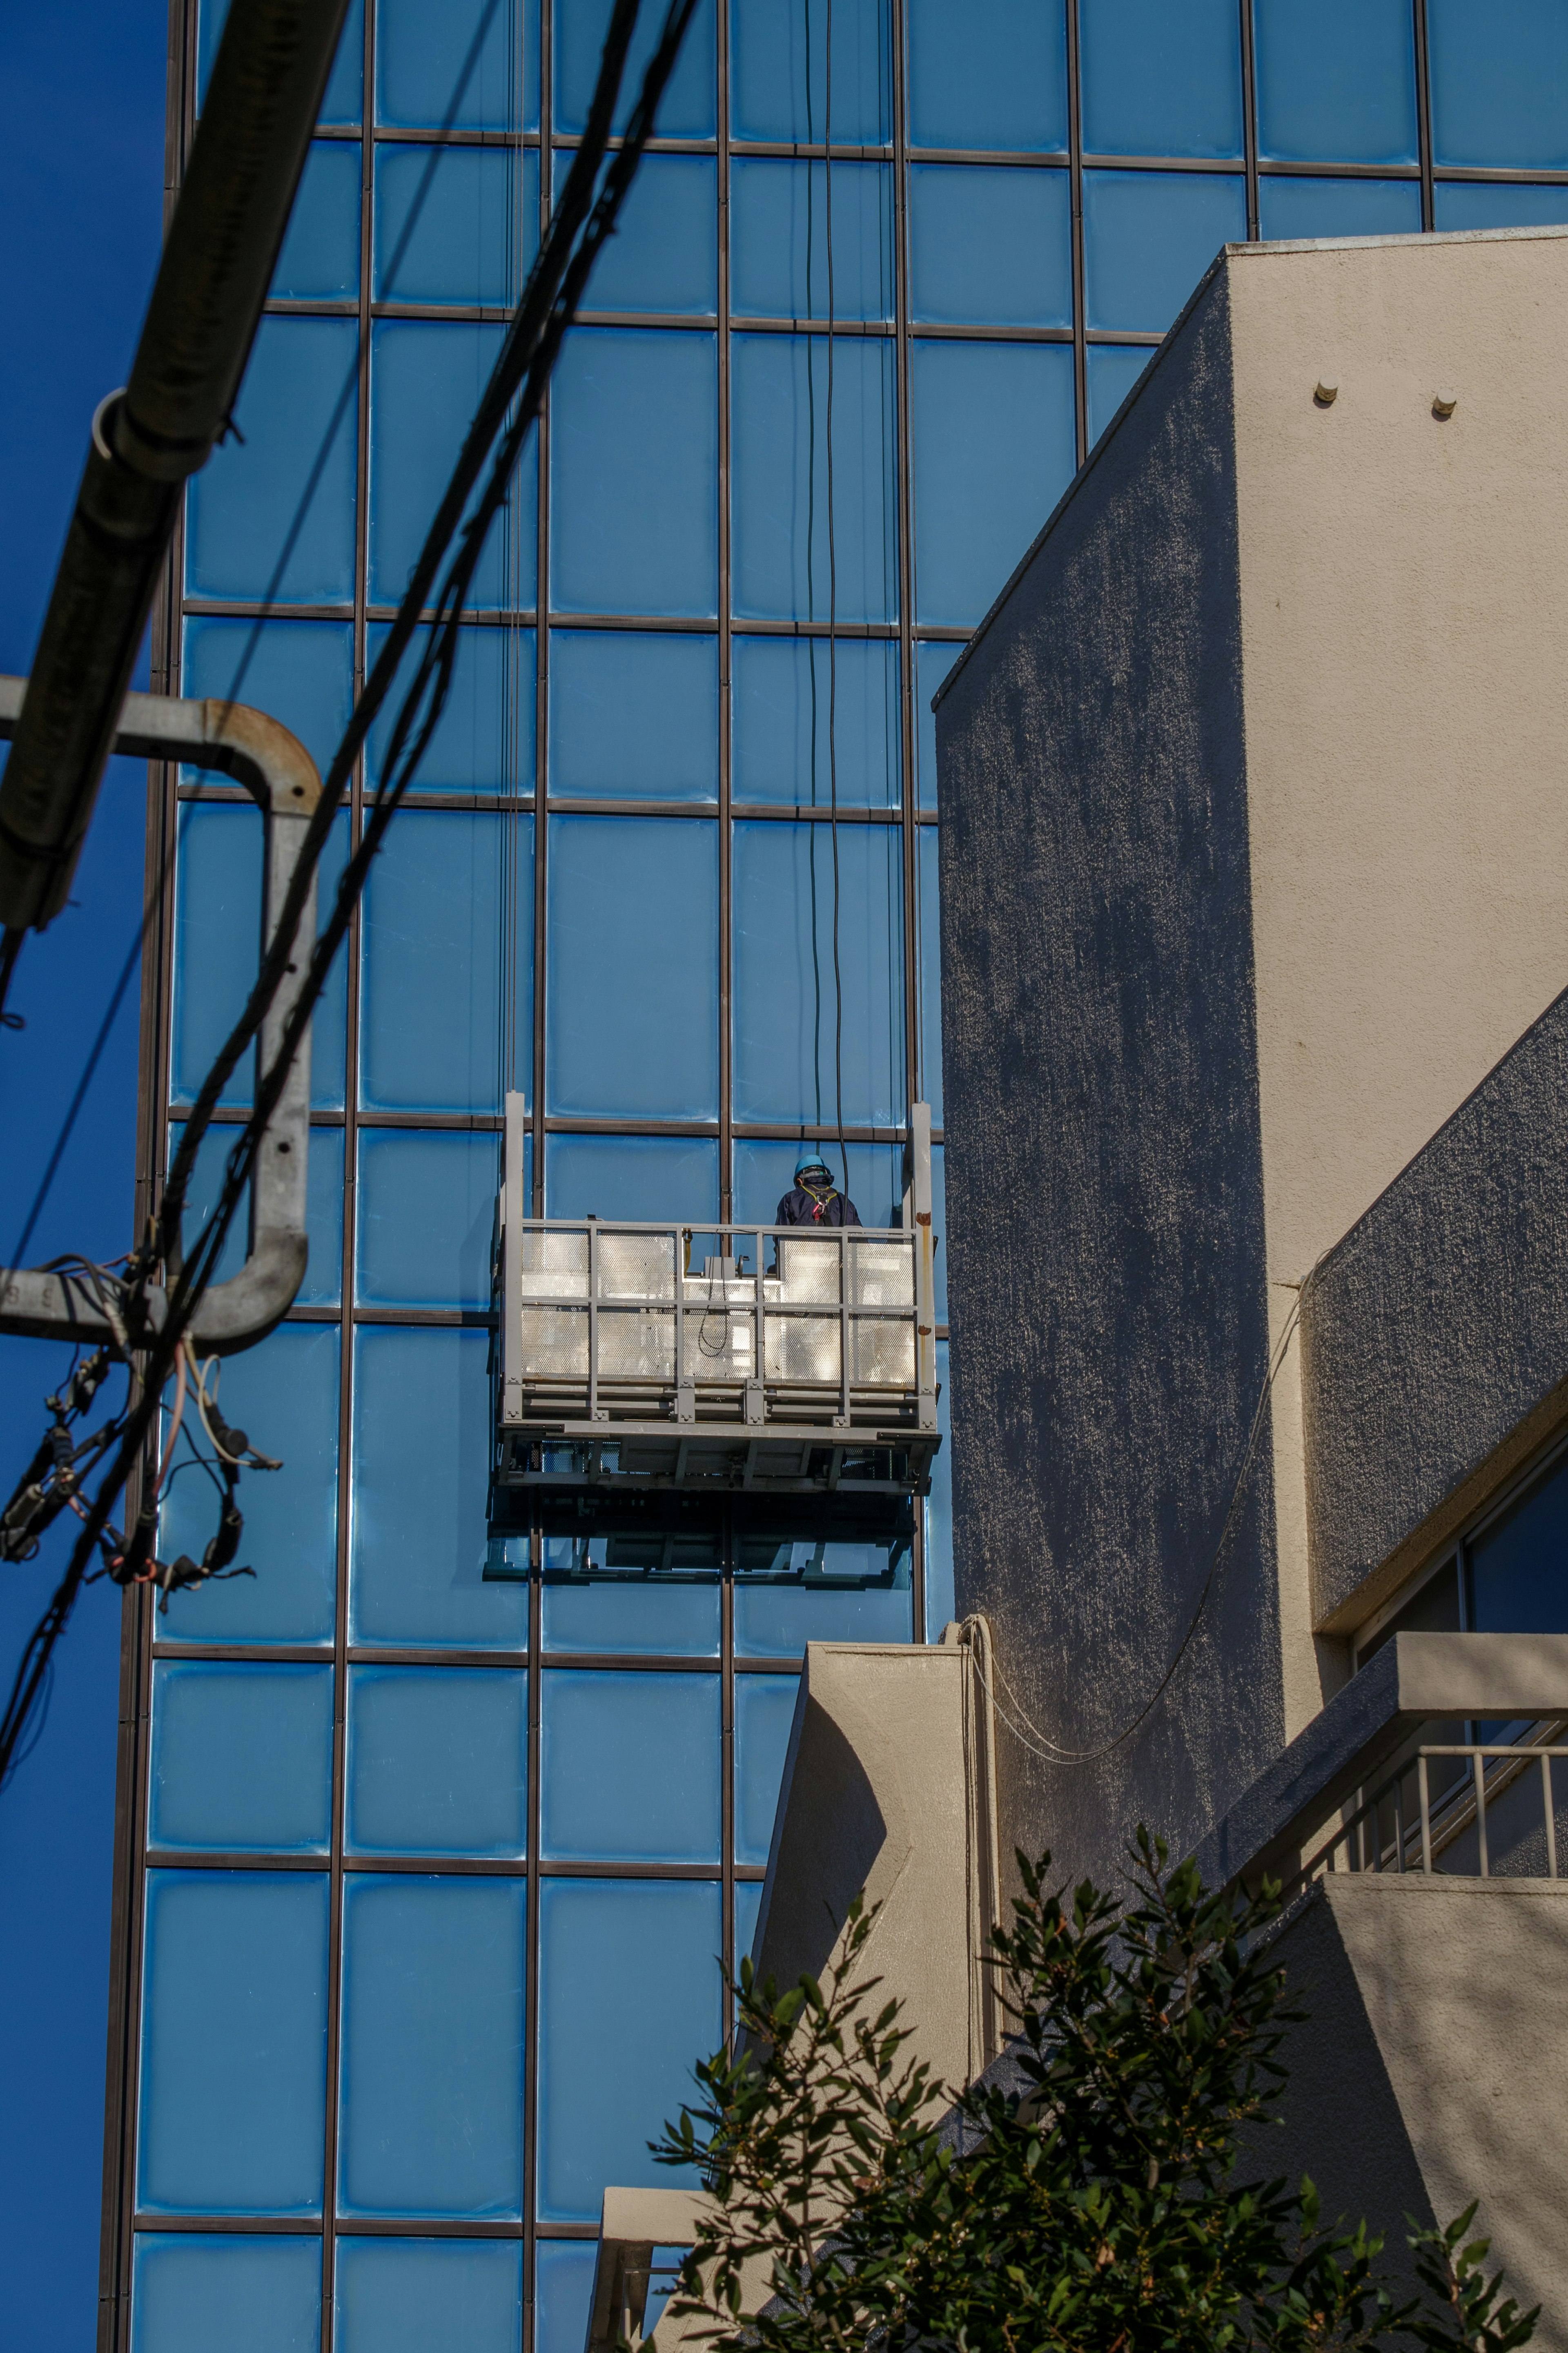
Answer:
[0,1,166,2342]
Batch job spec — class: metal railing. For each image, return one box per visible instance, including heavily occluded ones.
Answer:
[1297,1733,1568,1888]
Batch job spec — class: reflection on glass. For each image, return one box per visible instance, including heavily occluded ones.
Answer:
[541,1572,722,1656]
[584,156,718,316]
[335,2238,523,2353]
[345,1666,527,1856]
[541,1672,722,1862]
[337,1877,526,2217]
[550,630,719,802]
[732,636,899,809]
[187,319,359,604]
[925,1337,954,1638]
[1254,0,1417,165]
[910,340,1076,627]
[729,0,890,144]
[731,161,894,322]
[149,1664,334,1853]
[547,814,719,1118]
[550,328,718,617]
[1080,0,1243,160]
[909,166,1071,328]
[906,0,1066,151]
[734,1540,913,1656]
[731,334,898,624]
[732,819,905,1129]
[1082,170,1247,332]
[1468,1453,1568,1635]
[138,1871,329,2215]
[536,1880,722,2221]
[375,145,538,306]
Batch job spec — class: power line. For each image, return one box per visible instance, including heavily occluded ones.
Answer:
[0,0,700,1791]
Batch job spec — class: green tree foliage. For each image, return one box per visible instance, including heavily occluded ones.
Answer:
[654,1835,1538,2353]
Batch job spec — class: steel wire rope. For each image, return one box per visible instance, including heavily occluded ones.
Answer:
[0,0,699,1791]
[825,0,848,1203]
[964,1269,1322,1769]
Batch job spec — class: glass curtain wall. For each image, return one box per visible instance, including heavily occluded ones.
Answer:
[118,0,1568,2346]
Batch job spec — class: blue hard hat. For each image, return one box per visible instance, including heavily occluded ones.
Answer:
[795,1155,833,1184]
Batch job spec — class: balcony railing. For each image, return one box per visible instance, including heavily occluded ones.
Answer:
[1297,1733,1568,1888]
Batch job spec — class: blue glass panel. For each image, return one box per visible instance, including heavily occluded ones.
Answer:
[198,0,364,124]
[930,1137,948,1323]
[1254,0,1417,165]
[1086,343,1156,446]
[585,156,717,315]
[1080,0,1242,159]
[734,1878,764,1973]
[731,1139,904,1230]
[550,329,718,617]
[547,814,719,1116]
[160,1325,340,1644]
[905,0,1067,152]
[1434,182,1568,231]
[909,165,1071,327]
[557,0,717,136]
[1430,0,1568,170]
[541,1577,721,1653]
[187,318,358,604]
[732,636,898,810]
[924,1335,953,1638]
[730,0,891,143]
[335,2238,523,2353]
[346,1667,526,1856]
[352,1326,525,1646]
[731,333,898,623]
[377,0,539,131]
[272,140,361,299]
[732,819,905,1128]
[910,340,1075,627]
[167,1117,343,1306]
[535,2243,598,2353]
[182,615,354,782]
[366,622,535,795]
[1082,170,1247,332]
[541,1672,721,1861]
[730,160,893,322]
[338,1876,525,2217]
[149,1664,333,1853]
[138,1871,328,2213]
[735,1673,797,1864]
[550,631,719,801]
[356,1129,500,1309]
[131,2235,320,2353]
[734,1551,912,1654]
[170,797,350,1113]
[918,825,942,1125]
[537,1880,722,2221]
[916,640,960,812]
[1258,176,1422,241]
[376,145,539,306]
[1468,1453,1568,1633]
[370,322,535,611]
[545,1133,720,1221]
[359,809,532,1111]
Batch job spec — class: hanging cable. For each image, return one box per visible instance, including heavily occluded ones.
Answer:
[0,0,699,1794]
[824,0,848,1202]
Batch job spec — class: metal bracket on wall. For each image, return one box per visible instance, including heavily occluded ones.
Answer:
[0,677,320,1354]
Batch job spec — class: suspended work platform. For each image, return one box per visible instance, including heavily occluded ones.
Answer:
[492,1097,940,1557]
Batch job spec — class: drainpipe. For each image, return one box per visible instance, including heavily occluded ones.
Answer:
[0,0,352,939]
[0,678,319,1354]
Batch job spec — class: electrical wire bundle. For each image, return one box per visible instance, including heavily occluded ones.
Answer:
[0,0,700,1792]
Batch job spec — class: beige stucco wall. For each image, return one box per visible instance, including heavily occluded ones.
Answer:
[1227,229,1568,1707]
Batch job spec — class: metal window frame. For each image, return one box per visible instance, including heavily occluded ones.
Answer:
[105,2,1559,2344]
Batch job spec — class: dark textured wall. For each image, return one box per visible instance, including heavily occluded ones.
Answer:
[935,266,1281,1894]
[1304,987,1568,1632]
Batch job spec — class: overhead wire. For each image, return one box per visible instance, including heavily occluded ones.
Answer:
[0,0,699,1792]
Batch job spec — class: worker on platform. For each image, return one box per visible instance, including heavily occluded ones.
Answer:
[776,1155,862,1227]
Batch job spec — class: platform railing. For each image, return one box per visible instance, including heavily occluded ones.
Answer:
[1295,1731,1568,1888]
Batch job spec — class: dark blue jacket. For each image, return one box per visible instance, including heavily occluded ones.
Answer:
[775,1185,861,1228]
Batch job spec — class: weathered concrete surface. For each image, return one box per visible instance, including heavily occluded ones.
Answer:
[1304,990,1568,1633]
[1264,1876,1568,2342]
[936,229,1568,1892]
